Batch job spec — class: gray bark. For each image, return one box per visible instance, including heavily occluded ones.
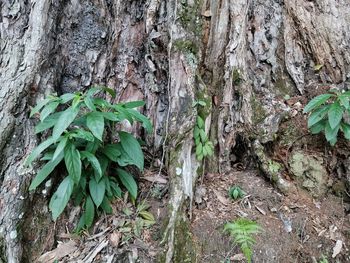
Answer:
[0,0,349,262]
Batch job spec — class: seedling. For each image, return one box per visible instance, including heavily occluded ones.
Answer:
[26,86,152,230]
[224,218,262,263]
[228,186,245,200]
[304,90,350,145]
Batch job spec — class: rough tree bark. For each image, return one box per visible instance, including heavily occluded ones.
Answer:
[0,0,349,262]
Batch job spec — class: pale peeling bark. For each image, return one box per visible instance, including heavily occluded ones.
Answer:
[0,0,350,262]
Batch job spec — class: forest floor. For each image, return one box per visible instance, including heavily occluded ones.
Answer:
[36,168,350,263]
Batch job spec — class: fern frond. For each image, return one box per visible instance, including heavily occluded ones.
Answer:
[224,218,262,263]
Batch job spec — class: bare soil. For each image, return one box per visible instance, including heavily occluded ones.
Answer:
[35,168,349,263]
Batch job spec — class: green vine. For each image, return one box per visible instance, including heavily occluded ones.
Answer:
[193,100,214,161]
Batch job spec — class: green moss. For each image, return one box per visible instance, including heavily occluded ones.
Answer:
[232,68,242,85]
[173,214,197,263]
[250,95,267,125]
[179,0,203,37]
[173,39,199,56]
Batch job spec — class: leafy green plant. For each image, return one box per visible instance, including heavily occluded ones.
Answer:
[224,218,262,263]
[319,255,328,263]
[26,87,152,230]
[228,186,245,200]
[193,100,214,161]
[303,90,350,145]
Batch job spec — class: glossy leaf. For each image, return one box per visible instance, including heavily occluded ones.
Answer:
[71,129,95,142]
[102,144,121,162]
[303,94,333,113]
[29,152,64,190]
[52,136,68,161]
[341,123,350,140]
[49,177,74,220]
[64,143,82,184]
[86,111,104,141]
[307,105,329,128]
[125,109,153,133]
[25,137,56,166]
[117,168,137,199]
[309,121,326,134]
[35,112,63,134]
[197,116,204,129]
[80,151,102,180]
[84,96,96,111]
[328,101,343,129]
[84,196,95,228]
[40,101,60,121]
[89,177,105,207]
[60,93,76,104]
[325,122,340,143]
[123,100,145,108]
[119,131,144,170]
[30,98,51,117]
[52,107,79,141]
[339,95,349,109]
[100,196,113,214]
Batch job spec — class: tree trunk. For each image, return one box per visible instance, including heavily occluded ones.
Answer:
[1,0,349,262]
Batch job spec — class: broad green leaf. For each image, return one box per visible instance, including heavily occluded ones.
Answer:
[84,196,95,228]
[194,126,200,138]
[25,137,56,165]
[115,105,134,124]
[310,121,326,134]
[196,143,203,156]
[100,86,116,98]
[86,111,105,141]
[110,180,122,198]
[49,177,74,220]
[126,109,153,133]
[35,112,63,134]
[64,143,82,184]
[40,101,60,121]
[101,112,120,122]
[76,215,86,232]
[102,144,121,162]
[325,122,340,143]
[71,129,95,142]
[341,123,350,140]
[119,131,144,170]
[307,105,330,128]
[100,196,113,214]
[30,98,51,117]
[80,151,102,180]
[89,177,105,207]
[117,168,137,199]
[84,96,96,111]
[60,93,76,104]
[72,95,81,109]
[29,152,64,190]
[86,139,101,154]
[328,101,343,129]
[197,116,204,129]
[52,136,68,162]
[339,95,350,109]
[199,129,207,142]
[86,87,100,97]
[40,152,54,161]
[303,94,333,113]
[52,107,79,141]
[123,101,145,108]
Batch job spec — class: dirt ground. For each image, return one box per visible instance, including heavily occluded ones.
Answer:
[192,170,350,263]
[35,167,349,263]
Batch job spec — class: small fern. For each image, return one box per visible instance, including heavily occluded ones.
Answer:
[224,218,262,263]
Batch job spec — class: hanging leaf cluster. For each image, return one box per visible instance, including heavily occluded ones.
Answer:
[193,114,214,161]
[304,90,350,146]
[26,86,152,230]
